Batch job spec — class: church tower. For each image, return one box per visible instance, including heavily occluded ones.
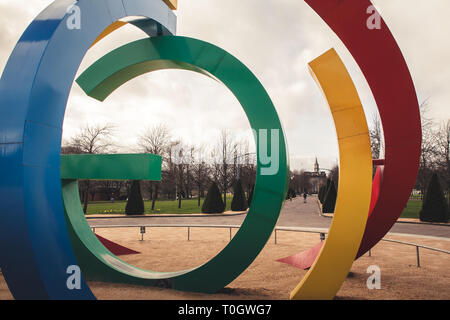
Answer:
[314,157,319,173]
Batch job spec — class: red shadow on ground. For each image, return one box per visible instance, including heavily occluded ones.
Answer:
[277,242,323,270]
[95,234,140,256]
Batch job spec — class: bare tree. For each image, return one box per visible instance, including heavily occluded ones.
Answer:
[96,180,125,201]
[64,124,115,213]
[160,144,177,200]
[138,124,171,155]
[289,170,312,195]
[328,165,339,189]
[239,142,257,199]
[138,124,171,210]
[371,100,447,199]
[416,100,440,197]
[68,124,115,154]
[216,129,236,208]
[163,140,186,208]
[175,142,186,209]
[191,145,211,207]
[61,145,83,154]
[436,120,450,202]
[184,146,196,200]
[369,111,383,160]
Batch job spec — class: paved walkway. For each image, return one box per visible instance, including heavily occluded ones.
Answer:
[88,196,450,239]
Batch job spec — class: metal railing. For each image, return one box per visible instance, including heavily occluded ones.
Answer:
[90,224,450,268]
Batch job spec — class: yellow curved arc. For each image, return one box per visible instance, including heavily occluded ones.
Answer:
[290,49,373,300]
[163,0,178,10]
[90,21,128,48]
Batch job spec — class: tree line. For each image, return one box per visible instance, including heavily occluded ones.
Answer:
[62,124,257,213]
[369,102,449,222]
[369,102,449,201]
[63,101,448,220]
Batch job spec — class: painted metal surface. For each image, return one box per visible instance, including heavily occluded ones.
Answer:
[282,0,422,272]
[162,0,178,10]
[305,0,421,259]
[0,0,176,300]
[0,0,421,300]
[72,35,288,293]
[90,21,128,48]
[289,49,372,300]
[61,153,162,278]
[61,154,162,181]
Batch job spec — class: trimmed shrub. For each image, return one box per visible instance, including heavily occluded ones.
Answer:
[319,179,332,204]
[202,182,225,214]
[286,188,295,200]
[326,178,331,190]
[231,179,248,211]
[420,173,449,223]
[247,185,254,207]
[322,180,337,213]
[318,185,327,203]
[125,180,145,215]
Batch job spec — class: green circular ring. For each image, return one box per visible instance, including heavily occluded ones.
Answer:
[66,35,289,293]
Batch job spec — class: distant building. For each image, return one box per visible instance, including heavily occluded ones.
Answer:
[304,158,327,194]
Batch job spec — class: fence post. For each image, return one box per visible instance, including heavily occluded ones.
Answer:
[140,226,146,241]
[416,246,421,268]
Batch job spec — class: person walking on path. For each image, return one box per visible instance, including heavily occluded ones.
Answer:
[303,192,307,203]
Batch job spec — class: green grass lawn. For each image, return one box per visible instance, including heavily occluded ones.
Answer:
[86,197,426,219]
[400,199,422,219]
[85,198,232,215]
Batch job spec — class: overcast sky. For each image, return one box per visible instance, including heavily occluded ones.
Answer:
[0,0,449,171]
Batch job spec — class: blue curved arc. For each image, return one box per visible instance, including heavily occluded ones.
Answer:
[0,0,176,300]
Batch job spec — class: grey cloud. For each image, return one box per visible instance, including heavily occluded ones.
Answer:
[1,0,449,171]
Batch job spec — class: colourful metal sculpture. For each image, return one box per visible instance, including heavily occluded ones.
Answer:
[0,0,421,300]
[289,49,373,300]
[279,0,421,274]
[0,0,176,300]
[0,0,289,296]
[74,35,288,293]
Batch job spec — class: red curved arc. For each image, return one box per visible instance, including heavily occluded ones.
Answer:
[369,166,383,215]
[279,0,421,269]
[311,0,421,257]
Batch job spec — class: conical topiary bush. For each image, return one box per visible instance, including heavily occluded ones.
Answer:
[125,180,145,215]
[231,179,248,211]
[320,179,332,204]
[326,178,331,190]
[247,184,254,207]
[420,173,449,223]
[318,185,327,203]
[322,180,337,213]
[202,182,225,214]
[286,188,296,199]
